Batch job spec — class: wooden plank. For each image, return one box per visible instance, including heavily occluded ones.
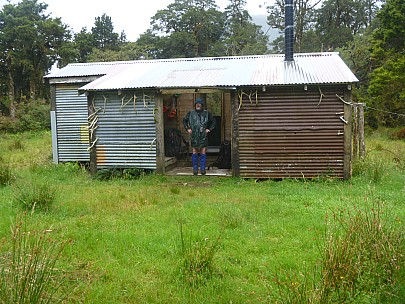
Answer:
[155,94,165,174]
[231,90,240,177]
[343,88,353,180]
[358,103,366,158]
[352,104,358,158]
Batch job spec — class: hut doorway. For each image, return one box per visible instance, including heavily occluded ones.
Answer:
[162,92,232,176]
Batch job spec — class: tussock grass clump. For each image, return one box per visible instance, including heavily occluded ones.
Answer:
[178,221,222,288]
[8,137,25,151]
[0,157,14,187]
[274,201,404,303]
[0,214,69,303]
[352,155,391,182]
[219,208,244,229]
[13,181,57,212]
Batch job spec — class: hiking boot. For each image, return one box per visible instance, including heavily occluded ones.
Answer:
[201,170,206,175]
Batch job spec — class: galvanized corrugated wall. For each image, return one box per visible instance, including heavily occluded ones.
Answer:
[93,92,157,169]
[238,86,346,178]
[55,84,90,162]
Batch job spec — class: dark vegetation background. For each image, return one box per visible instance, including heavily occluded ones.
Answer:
[0,0,404,134]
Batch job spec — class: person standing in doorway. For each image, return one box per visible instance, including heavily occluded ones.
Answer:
[183,98,216,175]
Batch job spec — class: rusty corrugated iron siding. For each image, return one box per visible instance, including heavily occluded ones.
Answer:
[93,91,157,169]
[55,84,90,162]
[238,86,346,178]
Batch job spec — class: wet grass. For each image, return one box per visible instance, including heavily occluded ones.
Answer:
[0,130,403,303]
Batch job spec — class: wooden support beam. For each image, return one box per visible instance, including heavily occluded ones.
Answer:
[343,88,353,180]
[231,90,240,177]
[358,103,366,158]
[353,104,358,158]
[155,94,165,174]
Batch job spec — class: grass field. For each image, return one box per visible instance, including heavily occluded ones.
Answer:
[0,130,404,303]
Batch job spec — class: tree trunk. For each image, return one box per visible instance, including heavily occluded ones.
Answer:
[7,66,16,120]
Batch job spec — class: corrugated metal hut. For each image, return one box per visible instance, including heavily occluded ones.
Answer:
[45,52,358,179]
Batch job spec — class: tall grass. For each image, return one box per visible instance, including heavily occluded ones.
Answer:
[13,181,57,212]
[0,214,69,304]
[0,129,403,303]
[0,157,13,187]
[178,220,222,288]
[274,201,404,303]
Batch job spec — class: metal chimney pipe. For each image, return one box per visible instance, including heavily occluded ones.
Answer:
[285,0,294,61]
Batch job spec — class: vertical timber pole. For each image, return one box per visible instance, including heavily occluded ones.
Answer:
[343,87,353,180]
[50,84,59,164]
[155,94,165,174]
[231,90,240,177]
[352,104,358,159]
[87,92,97,176]
[359,103,366,158]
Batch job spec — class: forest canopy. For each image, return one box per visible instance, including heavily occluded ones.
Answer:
[0,0,403,130]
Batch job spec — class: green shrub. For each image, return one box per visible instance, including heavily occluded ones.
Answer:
[13,181,57,212]
[0,99,50,133]
[93,167,150,181]
[0,115,16,133]
[0,213,69,303]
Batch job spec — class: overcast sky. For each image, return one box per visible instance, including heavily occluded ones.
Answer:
[0,0,271,41]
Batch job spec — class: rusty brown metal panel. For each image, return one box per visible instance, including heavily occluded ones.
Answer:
[238,86,346,178]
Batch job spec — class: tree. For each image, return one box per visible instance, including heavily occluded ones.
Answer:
[73,27,95,63]
[71,14,125,63]
[91,13,121,50]
[88,42,153,62]
[0,0,70,117]
[315,0,380,50]
[367,0,405,127]
[266,0,321,53]
[147,0,225,58]
[223,0,268,55]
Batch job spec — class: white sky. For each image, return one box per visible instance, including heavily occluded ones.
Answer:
[0,0,271,41]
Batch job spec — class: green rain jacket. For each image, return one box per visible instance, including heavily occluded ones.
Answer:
[183,110,216,148]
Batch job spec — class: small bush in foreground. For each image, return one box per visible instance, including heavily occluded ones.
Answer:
[274,201,404,303]
[13,181,57,212]
[178,221,222,288]
[0,214,69,303]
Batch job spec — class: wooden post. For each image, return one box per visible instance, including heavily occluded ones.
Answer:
[87,93,97,175]
[358,103,366,158]
[231,90,240,177]
[155,94,165,174]
[352,104,358,159]
[343,88,353,180]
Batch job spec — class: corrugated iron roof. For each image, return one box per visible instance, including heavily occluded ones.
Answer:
[45,53,358,91]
